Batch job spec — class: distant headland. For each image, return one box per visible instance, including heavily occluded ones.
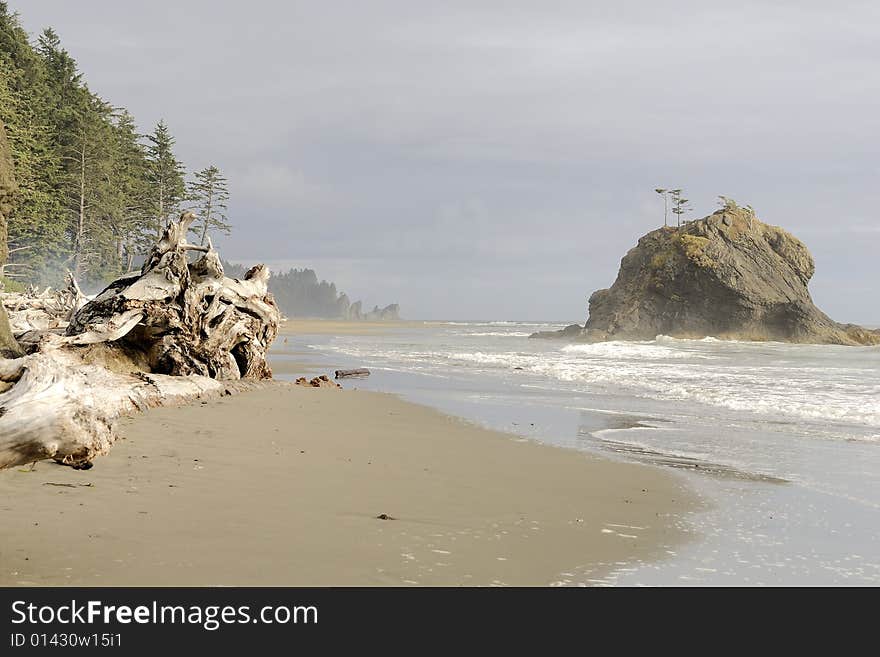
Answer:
[223,261,400,321]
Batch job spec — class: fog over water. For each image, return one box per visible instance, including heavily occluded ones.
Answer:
[14,1,879,321]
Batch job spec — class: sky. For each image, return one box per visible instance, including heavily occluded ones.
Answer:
[13,1,880,321]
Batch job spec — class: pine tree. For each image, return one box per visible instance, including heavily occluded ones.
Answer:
[0,10,67,283]
[35,27,97,280]
[669,189,691,227]
[107,110,152,271]
[146,120,186,238]
[188,165,230,245]
[0,119,14,270]
[655,188,669,227]
[67,98,107,279]
[0,3,227,289]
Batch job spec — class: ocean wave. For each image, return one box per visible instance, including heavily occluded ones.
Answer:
[447,351,533,367]
[439,321,552,327]
[563,371,878,428]
[437,348,880,427]
[560,341,719,360]
[306,331,880,430]
[466,331,532,337]
[655,334,733,344]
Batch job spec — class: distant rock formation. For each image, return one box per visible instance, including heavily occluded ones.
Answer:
[343,301,400,320]
[346,299,362,320]
[532,207,880,346]
[359,304,401,321]
[223,261,400,320]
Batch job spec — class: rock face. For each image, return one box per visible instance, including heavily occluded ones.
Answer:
[344,301,400,321]
[532,207,880,345]
[346,299,362,320]
[364,303,401,321]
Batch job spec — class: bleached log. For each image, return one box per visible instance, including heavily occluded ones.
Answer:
[59,270,88,321]
[0,345,269,469]
[66,308,145,345]
[1,270,87,333]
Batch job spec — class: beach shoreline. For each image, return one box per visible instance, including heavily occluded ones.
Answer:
[278,319,437,336]
[0,378,700,586]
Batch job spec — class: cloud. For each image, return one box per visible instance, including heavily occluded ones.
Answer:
[230,164,325,207]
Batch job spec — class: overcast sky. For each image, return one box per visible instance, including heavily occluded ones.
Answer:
[14,1,880,321]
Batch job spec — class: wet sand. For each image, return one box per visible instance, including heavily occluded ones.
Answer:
[270,319,429,376]
[279,319,434,336]
[0,383,698,586]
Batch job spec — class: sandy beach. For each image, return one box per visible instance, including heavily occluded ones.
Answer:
[0,379,698,586]
[2,0,877,600]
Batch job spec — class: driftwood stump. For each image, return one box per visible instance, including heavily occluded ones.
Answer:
[66,212,279,380]
[0,213,280,469]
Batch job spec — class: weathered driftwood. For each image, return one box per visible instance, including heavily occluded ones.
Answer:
[334,368,370,379]
[1,271,87,334]
[66,212,279,380]
[0,344,235,468]
[58,271,88,321]
[0,212,280,470]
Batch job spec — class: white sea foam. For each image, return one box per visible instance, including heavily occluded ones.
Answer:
[465,331,532,337]
[312,324,880,430]
[561,341,719,360]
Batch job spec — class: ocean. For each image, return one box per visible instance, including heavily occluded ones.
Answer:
[272,321,880,585]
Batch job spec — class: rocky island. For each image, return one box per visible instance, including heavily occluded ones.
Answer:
[532,205,880,345]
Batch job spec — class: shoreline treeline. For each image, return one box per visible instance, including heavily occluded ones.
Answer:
[0,3,228,290]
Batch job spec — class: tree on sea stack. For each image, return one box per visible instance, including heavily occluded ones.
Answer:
[718,196,738,211]
[189,165,230,246]
[670,189,691,227]
[655,188,670,226]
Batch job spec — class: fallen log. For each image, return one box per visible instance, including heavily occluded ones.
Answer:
[0,345,228,468]
[0,270,87,334]
[0,212,281,470]
[334,368,370,379]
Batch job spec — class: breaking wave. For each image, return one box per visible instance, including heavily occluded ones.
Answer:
[321,327,880,431]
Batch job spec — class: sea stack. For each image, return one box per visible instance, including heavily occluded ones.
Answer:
[532,205,880,345]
